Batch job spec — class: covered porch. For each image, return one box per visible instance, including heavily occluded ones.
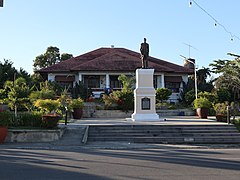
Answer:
[48,72,188,102]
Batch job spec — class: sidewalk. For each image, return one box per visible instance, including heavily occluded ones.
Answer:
[70,116,228,126]
[1,116,239,150]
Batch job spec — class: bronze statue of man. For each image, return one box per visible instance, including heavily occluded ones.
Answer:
[140,38,149,69]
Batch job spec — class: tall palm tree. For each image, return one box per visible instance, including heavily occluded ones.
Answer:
[197,67,211,84]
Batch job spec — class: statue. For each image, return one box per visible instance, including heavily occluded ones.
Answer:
[140,38,149,69]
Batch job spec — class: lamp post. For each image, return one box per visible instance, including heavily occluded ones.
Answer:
[186,58,198,99]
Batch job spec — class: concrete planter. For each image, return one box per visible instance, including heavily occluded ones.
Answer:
[91,109,195,118]
[5,128,65,143]
[196,108,208,119]
[0,127,8,144]
[72,108,83,119]
[156,109,195,116]
[216,114,229,122]
[93,110,133,118]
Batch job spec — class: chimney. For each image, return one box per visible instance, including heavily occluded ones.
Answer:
[184,58,195,69]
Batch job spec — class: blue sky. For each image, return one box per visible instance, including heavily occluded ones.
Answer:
[0,0,240,74]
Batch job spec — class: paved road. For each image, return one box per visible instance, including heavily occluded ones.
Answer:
[0,146,239,180]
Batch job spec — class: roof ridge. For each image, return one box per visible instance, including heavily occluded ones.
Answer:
[71,49,140,71]
[37,47,193,74]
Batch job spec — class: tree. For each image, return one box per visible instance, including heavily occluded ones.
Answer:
[210,54,240,120]
[3,77,30,116]
[33,46,73,71]
[61,53,73,61]
[196,67,214,92]
[33,46,60,71]
[0,59,31,88]
[0,59,17,88]
[210,56,240,92]
[197,67,211,84]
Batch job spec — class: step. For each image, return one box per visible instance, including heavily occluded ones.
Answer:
[89,129,238,133]
[88,125,237,130]
[87,124,240,144]
[88,136,240,144]
[88,132,240,138]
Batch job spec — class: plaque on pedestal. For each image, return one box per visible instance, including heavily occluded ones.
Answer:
[142,97,150,110]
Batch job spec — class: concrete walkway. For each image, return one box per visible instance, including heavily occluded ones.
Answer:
[69,116,228,125]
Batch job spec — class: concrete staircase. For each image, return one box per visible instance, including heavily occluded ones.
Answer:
[87,124,240,144]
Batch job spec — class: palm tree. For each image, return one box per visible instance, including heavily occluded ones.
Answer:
[197,67,211,84]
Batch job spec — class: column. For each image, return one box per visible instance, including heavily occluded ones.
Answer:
[106,74,110,88]
[157,76,161,88]
[161,74,165,88]
[78,73,82,82]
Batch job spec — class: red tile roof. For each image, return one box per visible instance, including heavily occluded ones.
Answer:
[38,47,193,74]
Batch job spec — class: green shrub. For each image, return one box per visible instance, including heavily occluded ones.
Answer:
[193,97,212,109]
[213,102,229,115]
[118,74,135,91]
[0,111,13,127]
[69,98,84,109]
[198,91,216,103]
[156,102,177,110]
[102,94,118,110]
[233,119,240,131]
[184,89,195,106]
[156,88,172,103]
[17,112,42,127]
[29,90,55,102]
[112,90,134,112]
[34,99,60,114]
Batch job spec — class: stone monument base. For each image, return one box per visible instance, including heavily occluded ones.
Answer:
[131,113,160,121]
[131,68,161,122]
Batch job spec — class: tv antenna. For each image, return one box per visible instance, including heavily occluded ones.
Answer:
[180,54,187,60]
[183,43,198,58]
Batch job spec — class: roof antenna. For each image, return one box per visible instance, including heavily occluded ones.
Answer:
[183,43,198,58]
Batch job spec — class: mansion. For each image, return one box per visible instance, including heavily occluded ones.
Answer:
[38,47,193,102]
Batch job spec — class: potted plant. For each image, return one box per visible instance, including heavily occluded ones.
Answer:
[0,110,12,143]
[213,102,229,122]
[193,97,212,119]
[69,98,84,119]
[34,99,61,128]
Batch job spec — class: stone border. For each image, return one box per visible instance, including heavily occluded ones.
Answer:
[5,127,66,143]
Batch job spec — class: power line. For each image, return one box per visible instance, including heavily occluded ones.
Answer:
[189,0,240,42]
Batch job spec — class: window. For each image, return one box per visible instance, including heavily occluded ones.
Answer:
[165,82,180,93]
[84,75,100,88]
[164,76,182,93]
[153,75,158,88]
[110,75,122,89]
[55,75,74,92]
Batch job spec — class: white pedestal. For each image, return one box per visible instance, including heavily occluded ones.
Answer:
[131,69,161,121]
